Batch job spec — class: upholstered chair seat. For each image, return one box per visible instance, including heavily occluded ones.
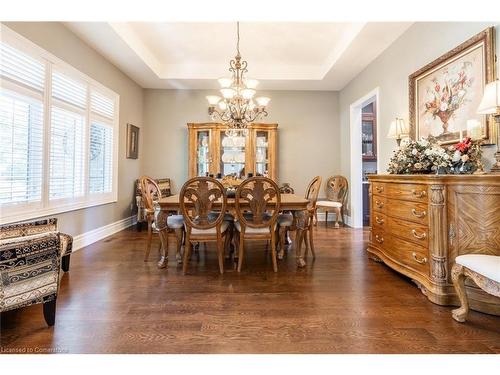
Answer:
[455,255,500,283]
[191,220,230,235]
[235,221,276,234]
[316,200,342,208]
[209,211,235,222]
[451,254,500,323]
[277,212,294,226]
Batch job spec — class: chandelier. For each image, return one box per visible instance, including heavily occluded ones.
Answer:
[206,22,270,136]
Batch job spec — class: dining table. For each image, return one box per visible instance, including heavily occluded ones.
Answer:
[156,193,311,269]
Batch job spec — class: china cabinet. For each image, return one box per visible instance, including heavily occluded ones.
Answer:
[187,123,277,180]
[362,103,377,160]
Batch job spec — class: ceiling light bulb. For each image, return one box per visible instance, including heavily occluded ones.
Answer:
[218,77,233,88]
[206,95,221,105]
[241,88,256,100]
[218,101,228,110]
[220,88,236,99]
[255,96,270,107]
[248,100,256,110]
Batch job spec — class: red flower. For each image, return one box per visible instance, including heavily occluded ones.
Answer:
[455,137,472,152]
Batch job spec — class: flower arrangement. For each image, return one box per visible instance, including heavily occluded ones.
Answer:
[447,136,483,174]
[388,136,482,175]
[424,62,473,134]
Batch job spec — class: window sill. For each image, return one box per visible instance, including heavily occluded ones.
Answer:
[0,197,118,225]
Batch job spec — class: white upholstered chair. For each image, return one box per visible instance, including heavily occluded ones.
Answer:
[451,254,500,322]
[315,175,348,228]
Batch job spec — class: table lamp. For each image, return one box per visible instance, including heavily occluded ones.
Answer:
[477,79,500,173]
[387,118,409,146]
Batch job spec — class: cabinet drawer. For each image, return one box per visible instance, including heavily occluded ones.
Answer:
[371,228,387,248]
[372,182,386,195]
[388,217,429,247]
[385,236,429,276]
[386,183,428,203]
[372,212,387,230]
[372,196,386,213]
[387,199,428,225]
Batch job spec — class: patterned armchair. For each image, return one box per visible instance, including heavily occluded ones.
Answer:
[135,177,172,230]
[0,218,70,326]
[0,218,73,273]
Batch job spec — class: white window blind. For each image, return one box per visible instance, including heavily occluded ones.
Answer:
[49,106,85,200]
[0,42,45,91]
[0,28,119,224]
[89,122,113,194]
[0,90,43,204]
[52,70,87,108]
[91,90,115,119]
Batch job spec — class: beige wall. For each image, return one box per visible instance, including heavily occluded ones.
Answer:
[143,89,340,196]
[339,22,500,218]
[3,22,144,236]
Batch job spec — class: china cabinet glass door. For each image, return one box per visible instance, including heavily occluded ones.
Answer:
[196,130,211,176]
[220,131,246,178]
[254,130,270,177]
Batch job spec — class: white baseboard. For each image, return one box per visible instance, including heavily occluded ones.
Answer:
[315,212,352,227]
[72,215,137,252]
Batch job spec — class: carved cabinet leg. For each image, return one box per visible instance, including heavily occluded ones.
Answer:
[451,263,469,323]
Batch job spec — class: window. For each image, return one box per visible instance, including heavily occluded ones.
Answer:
[0,26,119,224]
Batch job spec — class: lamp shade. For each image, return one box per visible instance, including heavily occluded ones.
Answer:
[241,88,256,100]
[244,78,259,89]
[477,79,500,115]
[255,96,271,107]
[217,77,233,88]
[387,118,409,138]
[206,95,221,105]
[221,88,236,99]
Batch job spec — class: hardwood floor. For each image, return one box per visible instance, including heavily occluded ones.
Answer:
[1,225,499,354]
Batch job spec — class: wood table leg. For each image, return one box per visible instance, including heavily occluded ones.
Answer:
[156,209,169,269]
[294,210,307,268]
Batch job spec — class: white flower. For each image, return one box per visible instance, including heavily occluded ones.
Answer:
[412,148,418,155]
[452,150,461,162]
[440,102,448,111]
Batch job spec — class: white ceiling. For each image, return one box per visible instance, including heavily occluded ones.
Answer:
[65,22,413,90]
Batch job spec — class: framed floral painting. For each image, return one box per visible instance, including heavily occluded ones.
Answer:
[409,27,495,145]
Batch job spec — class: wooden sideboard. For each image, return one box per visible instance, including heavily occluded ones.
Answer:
[367,174,500,315]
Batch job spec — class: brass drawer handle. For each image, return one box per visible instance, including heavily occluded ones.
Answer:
[411,189,427,198]
[375,216,384,225]
[412,229,427,240]
[375,186,384,193]
[411,208,426,218]
[412,252,427,264]
[375,200,384,209]
[375,234,384,244]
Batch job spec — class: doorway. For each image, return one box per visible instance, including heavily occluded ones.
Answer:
[349,88,380,228]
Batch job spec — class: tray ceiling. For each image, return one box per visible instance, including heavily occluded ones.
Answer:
[65,22,412,90]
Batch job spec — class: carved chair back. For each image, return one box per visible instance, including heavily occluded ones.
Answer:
[180,177,227,231]
[139,176,162,216]
[305,176,322,211]
[325,175,348,206]
[235,177,281,230]
[279,183,295,194]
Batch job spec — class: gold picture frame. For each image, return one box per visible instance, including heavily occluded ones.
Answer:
[126,123,139,159]
[409,27,496,145]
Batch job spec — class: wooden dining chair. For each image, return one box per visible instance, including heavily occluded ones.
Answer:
[315,175,348,228]
[139,176,184,267]
[277,176,322,259]
[234,177,281,272]
[180,177,229,274]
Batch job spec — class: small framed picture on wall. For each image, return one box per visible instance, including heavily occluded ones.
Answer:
[126,123,140,159]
